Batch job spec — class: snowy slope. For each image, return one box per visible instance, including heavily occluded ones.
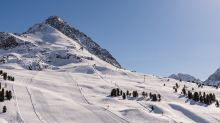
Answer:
[1,16,220,123]
[168,73,203,83]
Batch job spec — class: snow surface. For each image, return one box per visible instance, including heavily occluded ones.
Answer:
[1,16,220,123]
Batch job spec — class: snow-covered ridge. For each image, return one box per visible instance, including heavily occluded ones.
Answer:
[168,73,203,83]
[204,67,220,86]
[23,15,123,69]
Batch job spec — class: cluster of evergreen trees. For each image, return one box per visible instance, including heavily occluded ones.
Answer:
[149,93,161,101]
[181,86,217,105]
[110,88,126,100]
[0,70,15,81]
[111,88,162,102]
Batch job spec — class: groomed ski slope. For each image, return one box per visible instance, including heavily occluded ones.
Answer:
[1,63,220,123]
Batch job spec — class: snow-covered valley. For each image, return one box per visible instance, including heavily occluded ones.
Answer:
[1,16,220,123]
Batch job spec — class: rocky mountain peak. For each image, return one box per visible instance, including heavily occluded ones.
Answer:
[204,67,220,86]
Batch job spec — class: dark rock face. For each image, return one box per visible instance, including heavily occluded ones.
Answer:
[0,32,19,50]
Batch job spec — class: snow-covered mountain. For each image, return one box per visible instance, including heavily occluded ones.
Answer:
[168,73,203,83]
[0,15,122,70]
[1,15,220,123]
[204,67,220,86]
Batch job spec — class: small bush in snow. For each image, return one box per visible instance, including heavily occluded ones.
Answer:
[3,106,6,113]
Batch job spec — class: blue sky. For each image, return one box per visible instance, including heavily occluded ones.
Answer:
[1,0,220,80]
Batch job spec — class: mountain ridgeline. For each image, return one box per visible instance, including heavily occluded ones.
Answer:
[24,15,123,69]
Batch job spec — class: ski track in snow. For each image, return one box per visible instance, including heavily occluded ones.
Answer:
[64,72,129,123]
[12,76,26,123]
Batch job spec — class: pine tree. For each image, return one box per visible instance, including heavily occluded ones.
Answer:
[200,96,203,103]
[0,83,1,89]
[111,89,116,96]
[127,90,129,96]
[176,83,178,88]
[193,92,199,101]
[180,79,182,82]
[152,94,157,101]
[164,84,165,86]
[1,88,4,102]
[150,93,152,98]
[182,87,186,95]
[151,106,154,110]
[8,91,12,100]
[122,93,126,100]
[142,91,146,97]
[3,106,6,113]
[3,73,7,81]
[188,91,192,99]
[120,90,122,95]
[216,100,219,107]
[145,92,148,97]
[175,88,177,92]
[133,91,138,97]
[0,70,3,75]
[158,94,161,101]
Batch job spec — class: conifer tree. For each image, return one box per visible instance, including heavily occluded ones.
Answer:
[120,90,122,95]
[0,70,3,75]
[122,93,126,100]
[145,92,148,97]
[1,88,4,102]
[111,89,116,96]
[216,100,219,107]
[193,92,199,101]
[142,91,146,97]
[151,106,154,110]
[3,106,6,113]
[200,96,203,103]
[152,94,157,101]
[3,73,7,81]
[176,83,178,88]
[127,90,129,96]
[0,83,1,89]
[158,94,161,101]
[182,87,186,95]
[188,91,192,99]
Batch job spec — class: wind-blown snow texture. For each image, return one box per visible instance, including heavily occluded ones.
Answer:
[1,16,220,123]
[168,73,203,83]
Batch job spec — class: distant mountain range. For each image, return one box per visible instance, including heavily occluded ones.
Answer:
[168,73,203,83]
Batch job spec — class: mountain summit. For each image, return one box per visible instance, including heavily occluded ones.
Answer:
[0,15,122,70]
[24,15,122,69]
[204,67,220,86]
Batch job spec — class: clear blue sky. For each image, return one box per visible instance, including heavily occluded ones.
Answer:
[1,0,220,80]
